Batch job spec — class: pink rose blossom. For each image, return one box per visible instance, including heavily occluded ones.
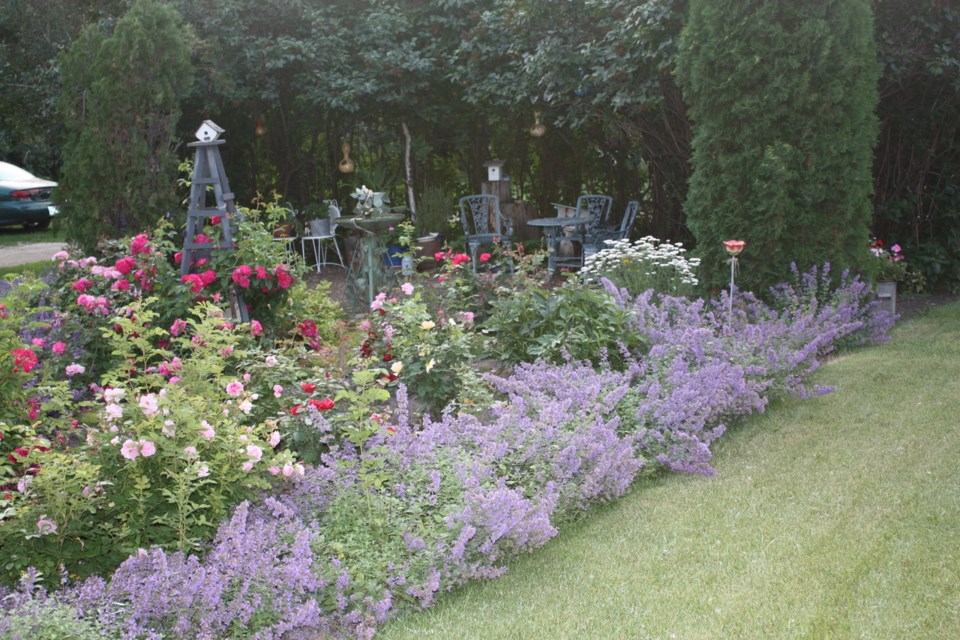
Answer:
[52,341,67,355]
[65,363,86,377]
[273,385,284,398]
[199,421,216,440]
[139,440,156,457]
[268,431,281,447]
[120,439,140,460]
[36,515,57,535]
[225,381,244,397]
[245,444,263,462]
[139,393,159,416]
[401,282,414,295]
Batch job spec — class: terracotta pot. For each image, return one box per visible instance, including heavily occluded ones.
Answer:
[273,223,295,238]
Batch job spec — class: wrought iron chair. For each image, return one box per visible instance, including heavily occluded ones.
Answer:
[585,200,640,257]
[458,194,513,273]
[568,194,613,262]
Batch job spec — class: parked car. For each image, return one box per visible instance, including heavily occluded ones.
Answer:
[0,161,58,230]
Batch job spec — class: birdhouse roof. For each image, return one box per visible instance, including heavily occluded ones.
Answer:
[200,120,224,133]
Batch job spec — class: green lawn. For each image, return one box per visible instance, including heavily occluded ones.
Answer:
[379,303,960,640]
[0,225,64,247]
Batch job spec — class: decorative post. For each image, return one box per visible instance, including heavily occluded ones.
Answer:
[723,239,746,319]
[181,120,248,321]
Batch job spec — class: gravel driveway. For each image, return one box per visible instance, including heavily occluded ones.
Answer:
[0,242,69,268]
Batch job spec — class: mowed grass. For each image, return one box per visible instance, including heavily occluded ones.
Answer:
[380,303,960,640]
[0,262,51,278]
[0,225,64,248]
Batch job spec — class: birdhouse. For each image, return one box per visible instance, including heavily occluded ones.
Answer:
[484,160,504,182]
[195,120,224,142]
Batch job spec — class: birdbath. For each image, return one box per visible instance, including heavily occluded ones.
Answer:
[338,213,405,305]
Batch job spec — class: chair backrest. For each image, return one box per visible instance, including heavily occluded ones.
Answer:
[459,194,506,237]
[324,199,340,233]
[575,195,613,228]
[619,200,640,239]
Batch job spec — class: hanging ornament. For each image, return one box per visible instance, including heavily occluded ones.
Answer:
[338,141,356,174]
[254,117,266,137]
[529,111,547,138]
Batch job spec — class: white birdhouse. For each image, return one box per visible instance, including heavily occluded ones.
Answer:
[484,160,504,182]
[195,120,225,142]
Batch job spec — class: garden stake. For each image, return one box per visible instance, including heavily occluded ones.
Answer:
[723,240,746,320]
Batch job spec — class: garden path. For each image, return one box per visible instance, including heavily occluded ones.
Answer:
[0,242,68,267]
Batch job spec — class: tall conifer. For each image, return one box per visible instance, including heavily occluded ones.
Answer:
[675,0,880,293]
[58,0,193,252]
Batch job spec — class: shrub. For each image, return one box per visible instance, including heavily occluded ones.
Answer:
[482,279,645,368]
[580,235,700,297]
[0,300,300,584]
[675,0,881,293]
[361,284,481,413]
[57,0,193,253]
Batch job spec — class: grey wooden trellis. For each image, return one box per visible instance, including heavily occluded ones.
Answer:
[180,120,249,321]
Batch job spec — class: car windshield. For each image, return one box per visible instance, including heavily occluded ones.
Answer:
[0,162,39,181]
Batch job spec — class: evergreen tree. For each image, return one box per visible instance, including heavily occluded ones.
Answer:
[57,0,193,252]
[675,0,880,294]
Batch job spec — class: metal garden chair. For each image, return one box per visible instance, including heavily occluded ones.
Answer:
[458,194,513,273]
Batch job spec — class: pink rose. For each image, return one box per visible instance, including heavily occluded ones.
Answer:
[120,439,140,460]
[139,440,156,457]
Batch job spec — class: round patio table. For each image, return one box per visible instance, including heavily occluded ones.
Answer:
[527,215,593,270]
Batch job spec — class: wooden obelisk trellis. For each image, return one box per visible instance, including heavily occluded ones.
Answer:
[180,120,249,321]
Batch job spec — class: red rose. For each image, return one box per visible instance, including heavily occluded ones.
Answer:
[308,398,334,411]
[300,382,316,393]
[115,256,136,275]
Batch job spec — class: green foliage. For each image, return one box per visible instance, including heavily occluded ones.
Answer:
[56,0,194,253]
[482,280,645,368]
[0,596,107,640]
[363,284,482,414]
[0,277,74,520]
[416,184,455,236]
[675,0,881,294]
[873,0,960,293]
[0,300,298,585]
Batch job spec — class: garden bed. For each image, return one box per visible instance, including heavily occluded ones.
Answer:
[0,227,898,639]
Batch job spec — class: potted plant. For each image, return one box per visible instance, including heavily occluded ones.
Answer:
[870,238,907,314]
[301,202,336,237]
[258,195,296,238]
[381,218,410,268]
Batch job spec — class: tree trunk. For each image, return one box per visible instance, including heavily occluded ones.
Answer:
[402,121,416,223]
